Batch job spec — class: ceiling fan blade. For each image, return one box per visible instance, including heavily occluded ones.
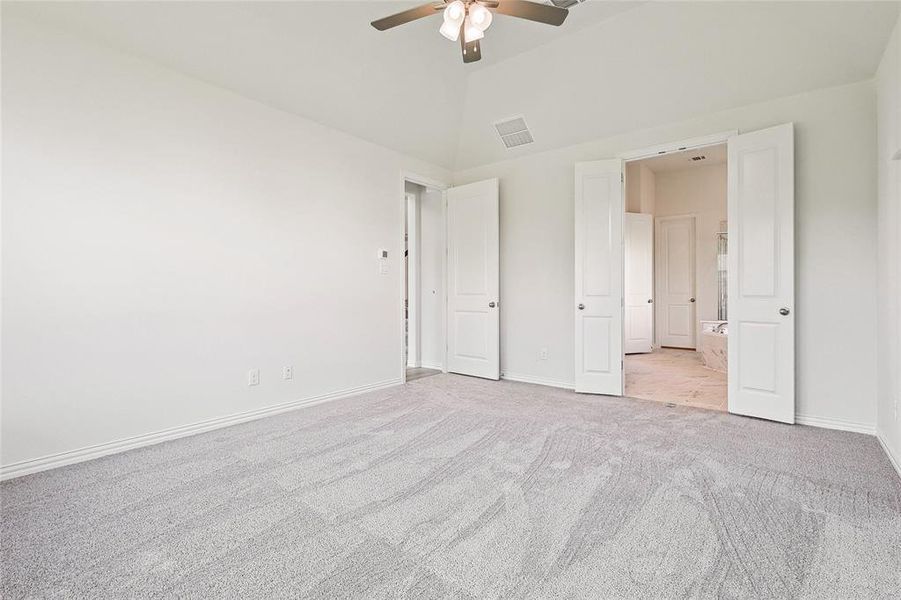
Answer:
[492,0,568,26]
[371,2,443,31]
[461,30,482,63]
[477,1,500,7]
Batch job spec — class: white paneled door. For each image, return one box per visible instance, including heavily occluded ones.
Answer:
[446,178,500,380]
[624,213,654,354]
[574,160,624,395]
[655,215,697,349]
[727,123,795,423]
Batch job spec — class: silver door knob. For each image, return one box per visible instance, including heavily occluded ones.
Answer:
[488,301,496,308]
[779,307,790,316]
[647,299,653,304]
[690,298,696,303]
[578,303,585,310]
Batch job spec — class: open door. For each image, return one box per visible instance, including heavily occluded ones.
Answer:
[575,160,624,394]
[624,212,653,354]
[727,123,795,423]
[446,178,500,380]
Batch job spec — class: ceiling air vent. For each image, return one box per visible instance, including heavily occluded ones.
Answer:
[691,155,707,162]
[494,116,534,149]
[548,0,585,8]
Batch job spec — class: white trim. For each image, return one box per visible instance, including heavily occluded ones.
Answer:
[795,413,875,435]
[401,170,449,192]
[501,372,575,390]
[0,378,402,481]
[420,362,444,371]
[620,130,737,162]
[877,432,901,479]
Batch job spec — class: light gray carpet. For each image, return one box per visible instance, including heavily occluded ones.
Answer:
[2,374,900,599]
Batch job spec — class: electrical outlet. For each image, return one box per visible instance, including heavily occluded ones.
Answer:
[282,366,294,381]
[539,347,549,360]
[247,368,260,386]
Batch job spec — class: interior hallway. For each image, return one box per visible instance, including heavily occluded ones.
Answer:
[625,348,727,411]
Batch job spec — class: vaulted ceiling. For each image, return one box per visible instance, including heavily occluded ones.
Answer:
[6,1,900,170]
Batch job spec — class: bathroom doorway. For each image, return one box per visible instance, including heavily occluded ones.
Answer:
[622,144,728,411]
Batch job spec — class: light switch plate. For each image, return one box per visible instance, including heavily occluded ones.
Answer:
[378,248,389,275]
[248,368,260,386]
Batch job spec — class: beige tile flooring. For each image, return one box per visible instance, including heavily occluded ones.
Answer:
[625,348,727,412]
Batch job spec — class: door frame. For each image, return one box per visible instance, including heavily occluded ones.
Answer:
[619,130,735,396]
[400,171,450,384]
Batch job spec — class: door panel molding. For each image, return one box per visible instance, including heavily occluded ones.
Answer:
[624,212,654,354]
[574,160,624,395]
[727,123,795,423]
[655,215,697,349]
[446,178,500,380]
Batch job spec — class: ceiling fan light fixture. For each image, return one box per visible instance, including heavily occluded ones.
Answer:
[469,3,493,31]
[463,16,485,43]
[443,0,466,26]
[439,19,460,41]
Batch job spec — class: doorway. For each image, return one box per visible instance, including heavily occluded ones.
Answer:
[622,144,728,411]
[404,179,445,383]
[574,124,795,423]
[401,175,501,384]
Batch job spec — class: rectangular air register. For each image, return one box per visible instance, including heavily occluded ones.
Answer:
[549,0,586,8]
[494,116,534,149]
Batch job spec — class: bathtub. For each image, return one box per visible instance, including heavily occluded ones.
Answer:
[700,321,728,373]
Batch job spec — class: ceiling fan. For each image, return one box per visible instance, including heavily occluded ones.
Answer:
[371,0,569,64]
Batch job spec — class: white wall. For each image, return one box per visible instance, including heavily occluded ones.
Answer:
[419,188,446,370]
[625,163,656,215]
[454,81,879,430]
[0,16,449,470]
[876,14,901,472]
[654,163,727,339]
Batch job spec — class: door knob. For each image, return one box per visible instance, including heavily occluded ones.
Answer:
[779,307,790,316]
[488,301,496,308]
[647,299,653,304]
[690,298,696,303]
[578,303,585,310]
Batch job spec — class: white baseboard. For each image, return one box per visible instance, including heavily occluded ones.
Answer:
[795,413,875,435]
[0,378,402,481]
[501,372,575,390]
[419,362,444,371]
[876,431,901,479]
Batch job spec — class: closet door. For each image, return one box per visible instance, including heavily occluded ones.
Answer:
[624,213,654,354]
[655,215,696,349]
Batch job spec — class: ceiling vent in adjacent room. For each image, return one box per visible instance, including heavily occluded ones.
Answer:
[494,116,534,149]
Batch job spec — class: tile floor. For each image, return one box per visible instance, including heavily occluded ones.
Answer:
[625,348,727,411]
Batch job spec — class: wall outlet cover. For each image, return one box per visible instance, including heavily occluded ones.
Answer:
[282,366,294,381]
